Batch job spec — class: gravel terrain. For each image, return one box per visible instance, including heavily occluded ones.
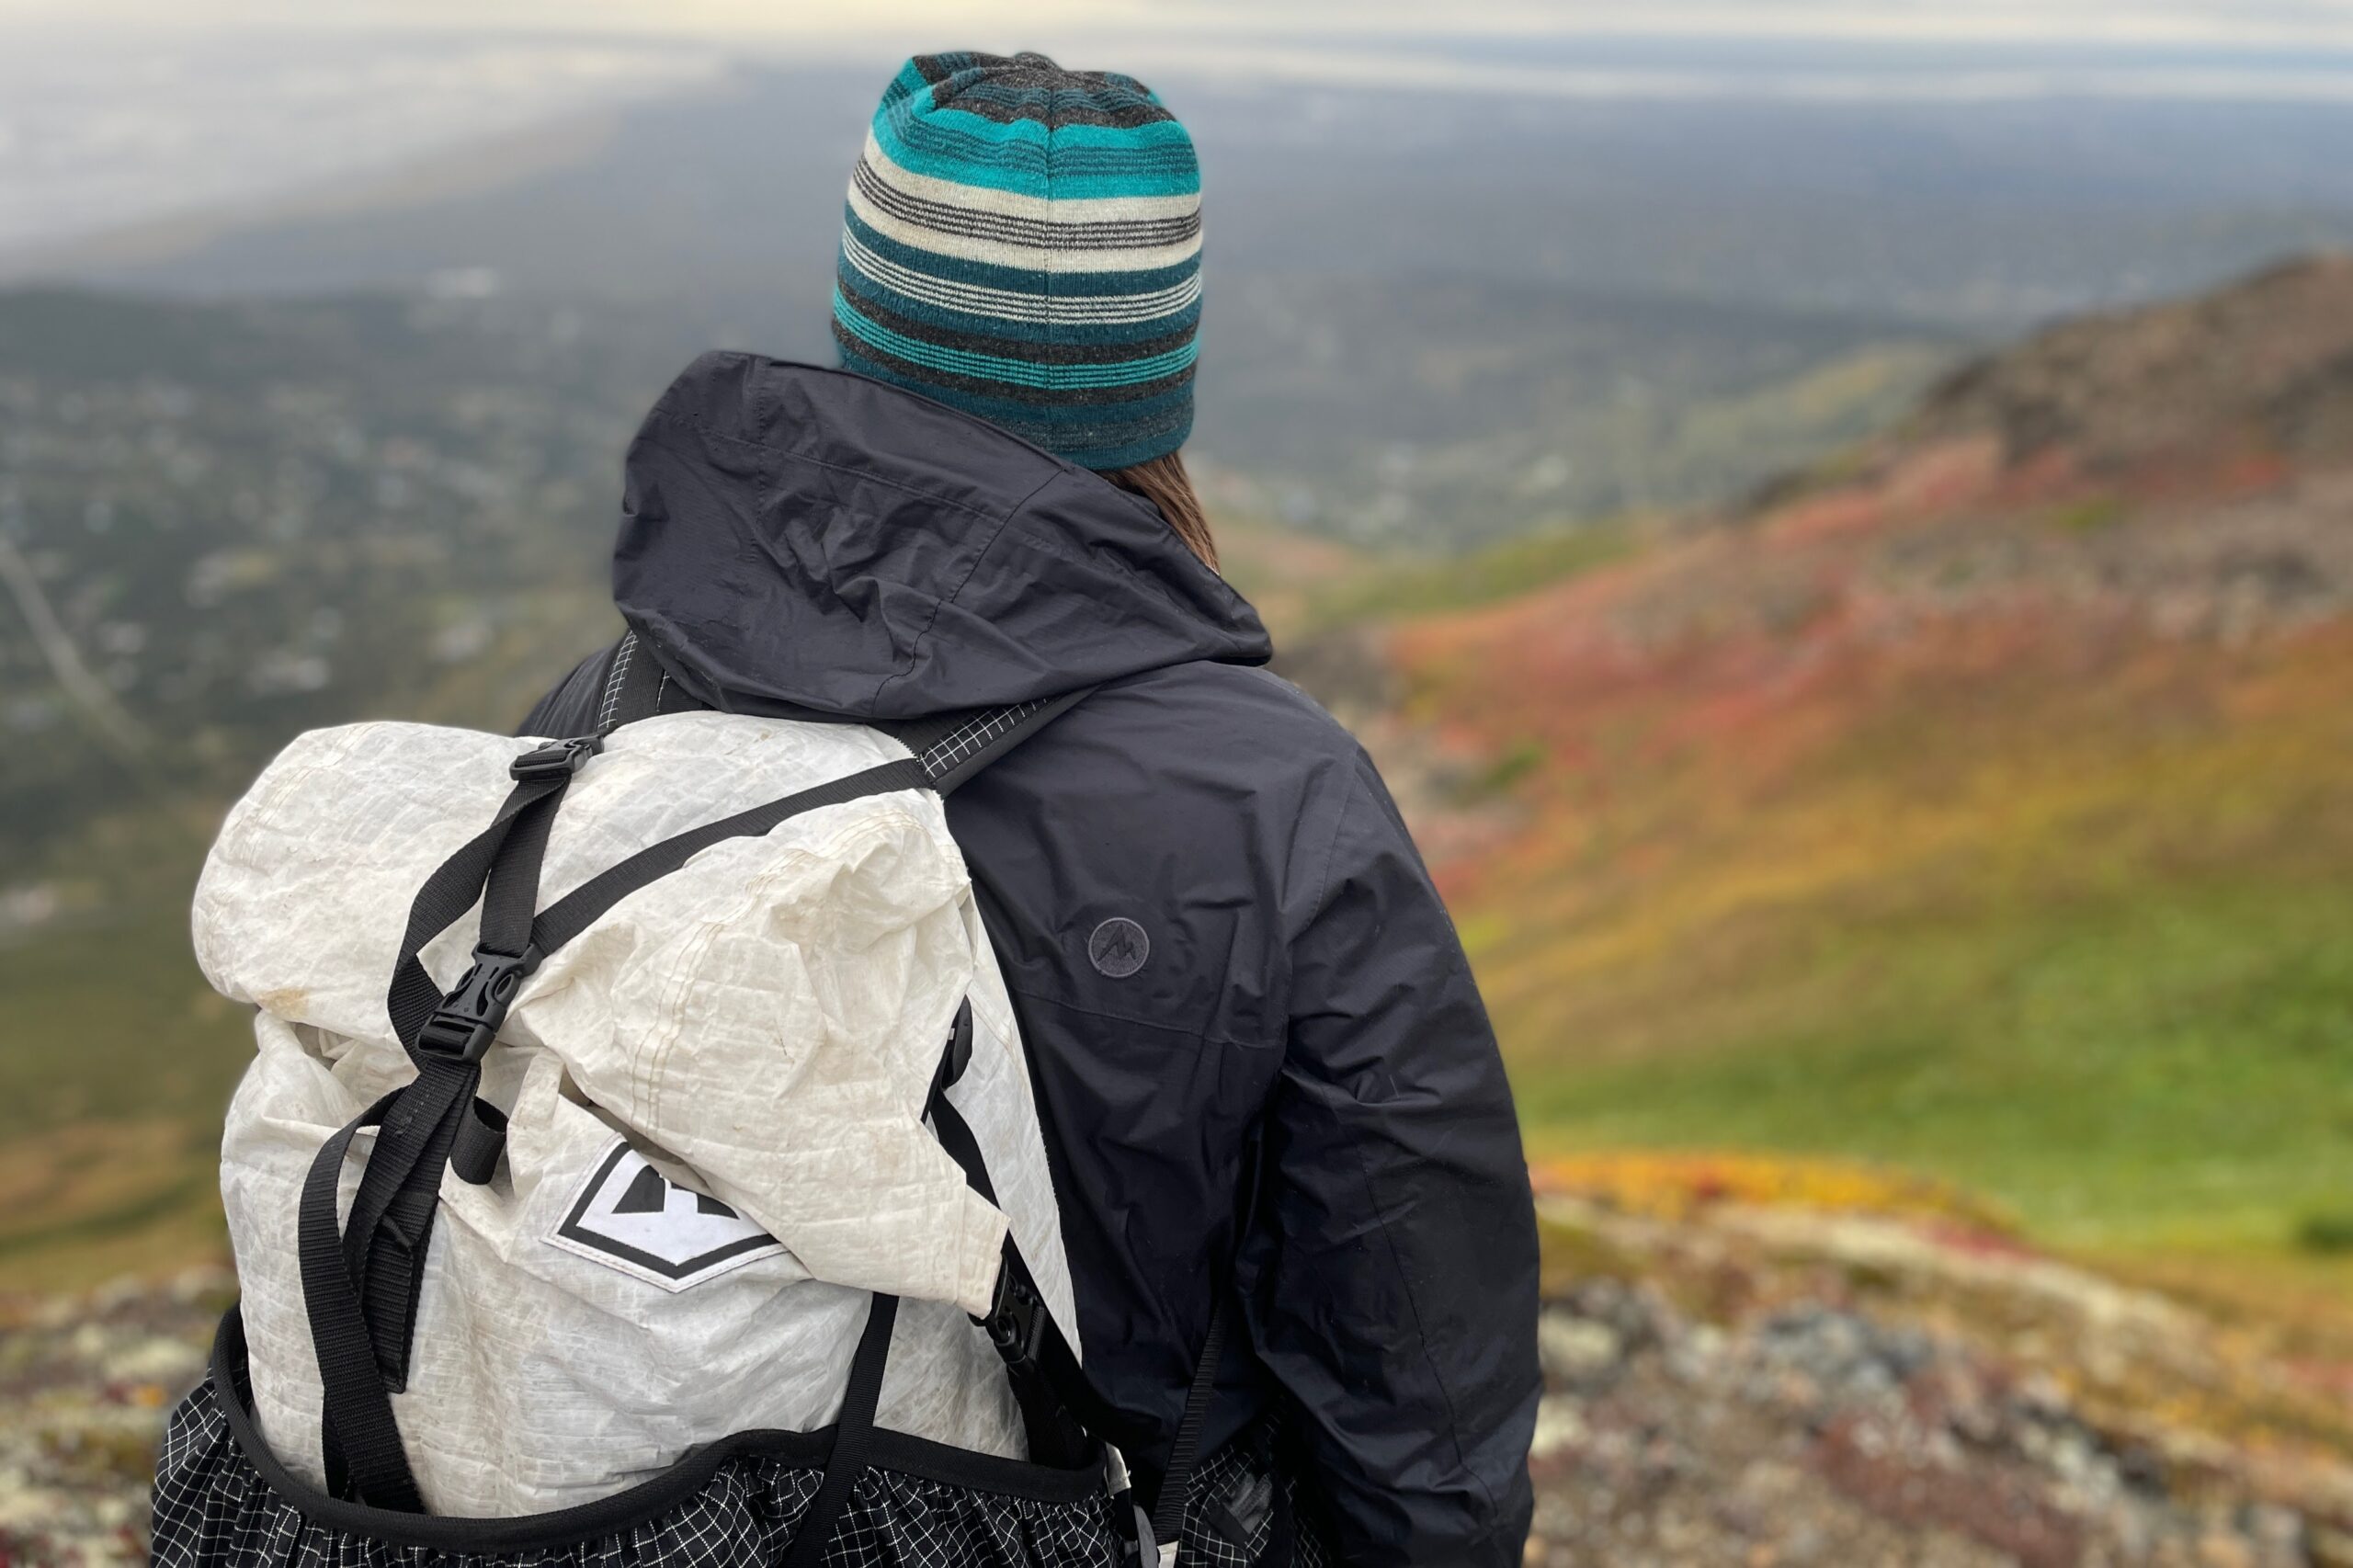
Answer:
[10,1196,2353,1566]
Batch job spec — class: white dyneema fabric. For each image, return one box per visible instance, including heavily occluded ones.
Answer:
[193,713,1077,1517]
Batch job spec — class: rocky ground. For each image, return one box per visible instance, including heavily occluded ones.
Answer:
[0,1267,227,1564]
[1522,1162,2353,1568]
[10,1183,2353,1567]
[1529,1277,2323,1567]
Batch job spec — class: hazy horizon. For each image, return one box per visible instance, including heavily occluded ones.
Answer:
[12,3,2353,264]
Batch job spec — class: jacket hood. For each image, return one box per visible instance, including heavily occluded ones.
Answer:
[612,352,1269,722]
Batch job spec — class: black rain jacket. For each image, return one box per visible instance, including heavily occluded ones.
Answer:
[525,353,1540,1567]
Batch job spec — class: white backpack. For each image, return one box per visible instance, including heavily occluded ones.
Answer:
[149,687,1194,1567]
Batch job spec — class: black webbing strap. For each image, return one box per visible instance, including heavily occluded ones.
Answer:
[448,1099,507,1187]
[1152,1294,1233,1560]
[923,1014,1097,1470]
[924,1003,1240,1538]
[525,758,930,959]
[299,1090,416,1511]
[341,767,571,1384]
[382,767,572,1056]
[1142,1123,1278,1562]
[303,741,585,1508]
[340,1057,474,1387]
[927,1095,995,1207]
[594,630,678,736]
[780,1292,900,1568]
[586,629,1095,801]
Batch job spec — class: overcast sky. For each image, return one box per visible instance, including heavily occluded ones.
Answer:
[11,0,2353,49]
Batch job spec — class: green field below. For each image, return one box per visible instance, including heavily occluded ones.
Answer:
[0,863,252,1288]
[1507,870,2353,1257]
[0,903,244,1142]
[20,849,2353,1286]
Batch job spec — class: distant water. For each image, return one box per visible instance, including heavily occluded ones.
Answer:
[0,28,725,260]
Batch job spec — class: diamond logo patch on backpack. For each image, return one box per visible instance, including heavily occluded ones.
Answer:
[550,1138,788,1291]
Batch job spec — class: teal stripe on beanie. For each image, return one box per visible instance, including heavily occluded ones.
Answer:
[870,56,1198,200]
[834,291,1199,390]
[835,51,1201,470]
[836,335,1194,472]
[872,114,1202,200]
[835,327,1197,426]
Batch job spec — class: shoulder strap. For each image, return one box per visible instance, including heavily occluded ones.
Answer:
[930,1028,1230,1565]
[592,628,699,735]
[905,690,1092,793]
[592,626,1091,795]
[1151,1296,1232,1562]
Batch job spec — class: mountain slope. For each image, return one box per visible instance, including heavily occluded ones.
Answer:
[1388,255,2353,1257]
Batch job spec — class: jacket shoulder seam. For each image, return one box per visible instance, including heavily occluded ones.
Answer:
[1001,981,1277,1052]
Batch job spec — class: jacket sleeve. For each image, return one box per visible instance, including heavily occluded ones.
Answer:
[1245,747,1541,1567]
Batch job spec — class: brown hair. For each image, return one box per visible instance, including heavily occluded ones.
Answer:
[1100,449,1219,572]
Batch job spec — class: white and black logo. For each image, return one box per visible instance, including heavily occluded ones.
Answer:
[548,1139,786,1292]
[1087,916,1151,978]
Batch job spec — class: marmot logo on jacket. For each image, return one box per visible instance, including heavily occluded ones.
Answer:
[550,1138,786,1292]
[1087,917,1150,978]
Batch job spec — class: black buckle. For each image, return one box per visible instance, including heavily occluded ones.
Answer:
[984,1266,1048,1365]
[415,945,539,1063]
[510,735,602,781]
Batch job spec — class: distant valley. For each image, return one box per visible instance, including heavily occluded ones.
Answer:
[28,60,2353,549]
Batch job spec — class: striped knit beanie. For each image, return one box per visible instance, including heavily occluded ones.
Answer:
[832,51,1202,472]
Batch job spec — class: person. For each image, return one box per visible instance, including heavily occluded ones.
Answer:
[526,51,1540,1567]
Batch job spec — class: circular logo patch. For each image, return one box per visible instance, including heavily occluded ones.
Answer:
[1086,917,1151,979]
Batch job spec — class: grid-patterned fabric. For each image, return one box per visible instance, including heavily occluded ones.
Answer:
[833,52,1202,472]
[153,1379,1124,1568]
[919,698,1057,782]
[1176,1424,1336,1568]
[596,631,641,734]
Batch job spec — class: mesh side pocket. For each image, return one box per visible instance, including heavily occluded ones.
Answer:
[1176,1423,1337,1568]
[824,1470,1122,1568]
[153,1379,1125,1568]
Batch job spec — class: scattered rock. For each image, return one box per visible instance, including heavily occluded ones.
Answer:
[11,1201,2353,1568]
[0,1267,222,1562]
[1524,1195,2353,1567]
[1538,1312,1625,1392]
